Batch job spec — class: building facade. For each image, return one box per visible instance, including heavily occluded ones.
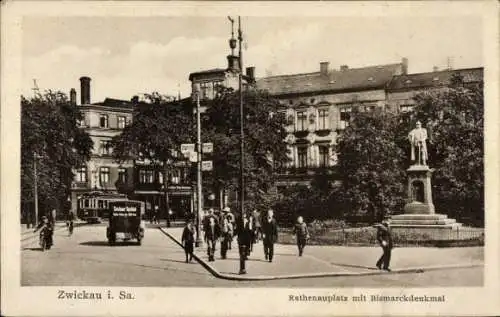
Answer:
[70,77,134,212]
[257,59,408,187]
[257,60,483,189]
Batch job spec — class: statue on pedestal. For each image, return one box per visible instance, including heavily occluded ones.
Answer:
[408,121,428,166]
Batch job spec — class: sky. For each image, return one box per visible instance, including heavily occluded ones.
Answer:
[22,16,483,102]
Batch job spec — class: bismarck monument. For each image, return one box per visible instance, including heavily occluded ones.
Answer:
[390,121,461,236]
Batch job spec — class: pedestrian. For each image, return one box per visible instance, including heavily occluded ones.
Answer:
[220,217,233,259]
[153,206,160,224]
[261,209,278,262]
[204,217,220,262]
[223,207,235,250]
[375,220,393,271]
[248,214,256,255]
[293,216,310,256]
[34,216,54,249]
[236,213,253,274]
[181,221,196,263]
[252,209,262,242]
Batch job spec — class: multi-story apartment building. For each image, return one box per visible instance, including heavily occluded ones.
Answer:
[70,77,134,212]
[188,40,255,210]
[256,61,483,189]
[257,59,408,187]
[386,67,483,114]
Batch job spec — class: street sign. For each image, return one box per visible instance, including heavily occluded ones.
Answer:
[189,152,198,163]
[181,143,195,154]
[202,143,213,153]
[201,161,213,171]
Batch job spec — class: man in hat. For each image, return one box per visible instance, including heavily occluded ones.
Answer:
[261,209,278,262]
[375,220,393,271]
[236,212,253,274]
[408,121,428,165]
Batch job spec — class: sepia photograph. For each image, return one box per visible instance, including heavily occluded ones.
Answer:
[2,1,499,316]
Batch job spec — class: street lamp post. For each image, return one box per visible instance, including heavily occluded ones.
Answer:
[33,152,39,226]
[195,91,203,247]
[238,16,245,218]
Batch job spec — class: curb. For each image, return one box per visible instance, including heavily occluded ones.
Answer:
[158,228,483,281]
[159,227,223,279]
[21,222,87,246]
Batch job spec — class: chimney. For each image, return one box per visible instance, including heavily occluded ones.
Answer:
[227,55,240,72]
[79,76,91,105]
[320,62,329,75]
[70,88,77,105]
[433,66,439,72]
[340,65,349,71]
[246,67,255,81]
[401,57,409,75]
[131,95,139,103]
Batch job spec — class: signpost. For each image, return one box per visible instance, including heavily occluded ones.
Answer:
[202,143,213,153]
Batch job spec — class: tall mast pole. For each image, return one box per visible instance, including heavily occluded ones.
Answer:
[195,92,203,247]
[238,16,245,217]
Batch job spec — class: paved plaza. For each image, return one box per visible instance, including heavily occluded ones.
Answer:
[21,225,483,287]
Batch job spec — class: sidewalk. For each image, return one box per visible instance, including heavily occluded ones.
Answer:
[161,228,484,281]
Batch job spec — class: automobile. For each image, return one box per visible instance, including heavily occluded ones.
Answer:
[106,200,145,246]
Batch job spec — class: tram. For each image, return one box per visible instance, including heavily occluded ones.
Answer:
[77,192,129,223]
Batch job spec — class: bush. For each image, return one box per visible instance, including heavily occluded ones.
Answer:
[277,226,484,247]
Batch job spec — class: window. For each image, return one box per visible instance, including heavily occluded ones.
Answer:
[318,109,329,130]
[297,147,308,168]
[200,82,214,100]
[99,114,109,128]
[171,169,180,185]
[339,107,352,129]
[158,171,164,184]
[296,111,307,131]
[117,116,127,129]
[99,140,112,155]
[99,167,110,184]
[214,81,224,97]
[139,169,154,184]
[76,166,87,182]
[318,146,329,167]
[118,168,127,183]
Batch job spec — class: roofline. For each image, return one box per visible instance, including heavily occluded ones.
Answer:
[257,63,403,81]
[189,69,227,81]
[392,67,484,78]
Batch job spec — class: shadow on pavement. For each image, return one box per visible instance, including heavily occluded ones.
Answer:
[160,258,194,264]
[22,247,44,251]
[80,241,139,247]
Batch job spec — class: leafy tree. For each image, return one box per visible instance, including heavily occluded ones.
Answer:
[336,110,406,222]
[21,91,93,224]
[202,87,290,214]
[111,93,194,226]
[399,75,484,225]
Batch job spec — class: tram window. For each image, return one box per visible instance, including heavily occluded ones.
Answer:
[84,199,89,208]
[98,200,104,209]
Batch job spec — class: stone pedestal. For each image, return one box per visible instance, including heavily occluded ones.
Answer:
[390,164,461,234]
